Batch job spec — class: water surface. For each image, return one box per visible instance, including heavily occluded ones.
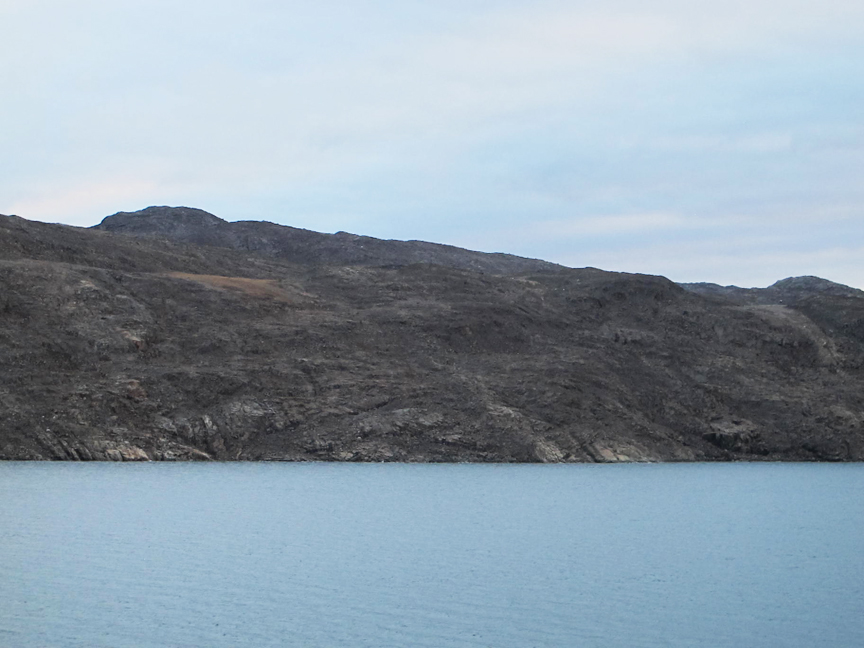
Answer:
[1,462,862,647]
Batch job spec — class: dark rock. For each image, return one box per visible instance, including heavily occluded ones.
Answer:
[93,206,560,275]
[1,208,863,462]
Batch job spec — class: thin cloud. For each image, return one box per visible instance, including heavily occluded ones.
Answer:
[536,213,709,237]
[634,133,795,153]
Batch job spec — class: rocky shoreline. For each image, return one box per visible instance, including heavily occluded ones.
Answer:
[2,207,862,462]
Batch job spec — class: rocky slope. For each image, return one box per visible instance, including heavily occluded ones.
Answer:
[94,206,560,275]
[2,208,863,462]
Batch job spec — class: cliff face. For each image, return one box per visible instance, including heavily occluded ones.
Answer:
[2,208,863,462]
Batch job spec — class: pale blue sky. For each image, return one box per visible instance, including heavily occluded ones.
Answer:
[3,0,862,287]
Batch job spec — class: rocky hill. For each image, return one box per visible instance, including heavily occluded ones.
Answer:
[2,207,862,462]
[94,206,560,275]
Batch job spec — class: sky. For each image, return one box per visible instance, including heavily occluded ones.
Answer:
[2,0,863,288]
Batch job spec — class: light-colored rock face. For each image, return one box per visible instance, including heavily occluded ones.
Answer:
[533,440,565,463]
[585,442,659,463]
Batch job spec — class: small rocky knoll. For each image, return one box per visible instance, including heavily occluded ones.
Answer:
[1,209,863,462]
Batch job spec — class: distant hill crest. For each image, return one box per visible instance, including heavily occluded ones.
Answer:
[95,205,561,275]
[99,206,226,231]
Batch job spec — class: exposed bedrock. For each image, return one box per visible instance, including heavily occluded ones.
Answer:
[2,208,863,462]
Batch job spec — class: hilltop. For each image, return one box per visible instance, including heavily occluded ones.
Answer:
[94,206,560,275]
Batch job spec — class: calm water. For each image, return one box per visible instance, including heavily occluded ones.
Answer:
[1,462,862,648]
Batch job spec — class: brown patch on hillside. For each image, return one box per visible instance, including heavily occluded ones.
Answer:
[165,272,310,302]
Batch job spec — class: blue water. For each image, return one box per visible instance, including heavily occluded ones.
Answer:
[0,462,862,648]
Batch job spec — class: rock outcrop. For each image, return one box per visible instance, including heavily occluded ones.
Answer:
[2,208,863,462]
[94,206,560,275]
